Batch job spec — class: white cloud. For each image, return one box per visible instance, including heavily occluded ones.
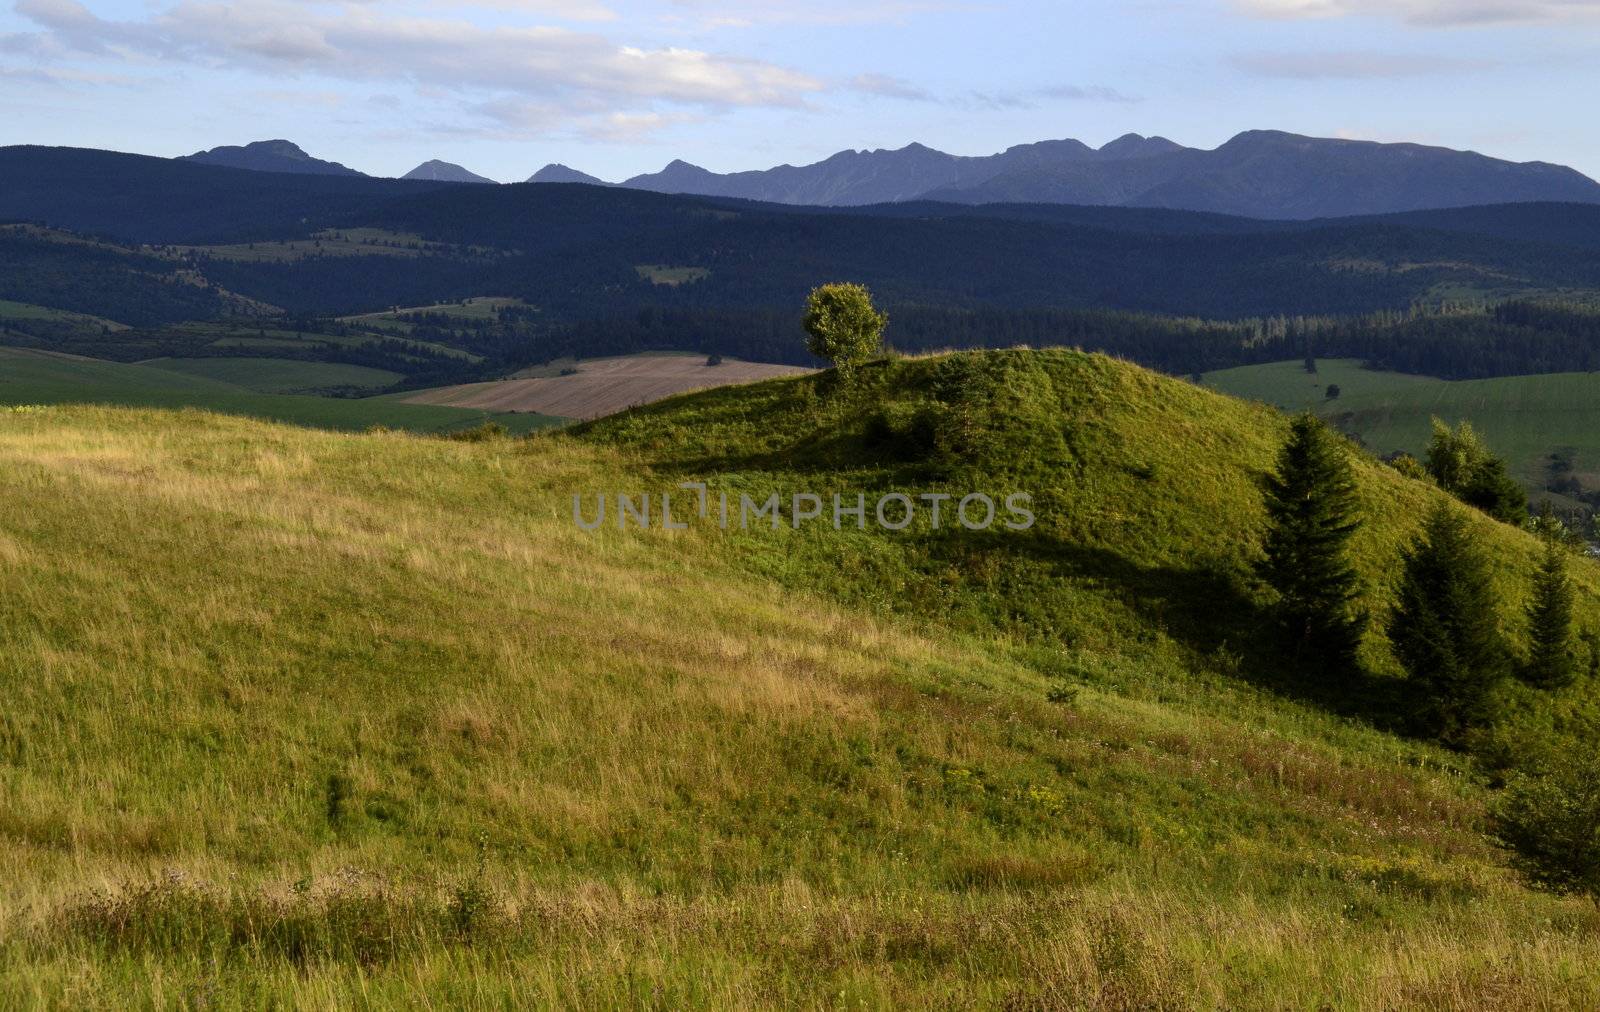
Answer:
[966,84,1140,110]
[659,0,972,29]
[1237,0,1600,26]
[434,0,619,21]
[7,0,825,131]
[1231,51,1495,76]
[848,72,934,100]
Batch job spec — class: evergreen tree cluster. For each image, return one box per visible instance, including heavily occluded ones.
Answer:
[1258,414,1580,750]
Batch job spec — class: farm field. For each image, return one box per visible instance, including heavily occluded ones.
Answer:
[401,351,812,419]
[141,357,405,394]
[4,350,1600,1004]
[1204,358,1600,489]
[0,347,560,434]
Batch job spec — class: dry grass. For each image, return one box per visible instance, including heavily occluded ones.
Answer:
[1,397,1598,1006]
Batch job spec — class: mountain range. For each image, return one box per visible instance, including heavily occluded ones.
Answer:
[608,131,1600,219]
[176,131,1600,219]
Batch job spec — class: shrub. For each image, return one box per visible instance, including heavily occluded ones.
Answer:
[1492,751,1600,898]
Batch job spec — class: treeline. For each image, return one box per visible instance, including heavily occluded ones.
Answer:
[525,300,1600,379]
[1321,302,1600,378]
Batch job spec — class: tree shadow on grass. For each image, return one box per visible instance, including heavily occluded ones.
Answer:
[983,532,1412,734]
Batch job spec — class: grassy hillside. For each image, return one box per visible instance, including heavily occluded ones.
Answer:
[2,351,1599,1005]
[1205,358,1600,490]
[0,348,561,435]
[580,351,1600,750]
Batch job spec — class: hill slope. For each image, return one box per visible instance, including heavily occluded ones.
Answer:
[3,350,1599,1004]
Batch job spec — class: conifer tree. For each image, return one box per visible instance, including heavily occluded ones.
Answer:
[1258,413,1366,669]
[1391,503,1508,745]
[1523,535,1576,689]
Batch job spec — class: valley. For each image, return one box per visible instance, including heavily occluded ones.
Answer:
[6,130,1600,1006]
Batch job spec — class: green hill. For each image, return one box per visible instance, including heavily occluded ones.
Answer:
[0,347,561,435]
[2,350,1598,1006]
[1204,358,1600,492]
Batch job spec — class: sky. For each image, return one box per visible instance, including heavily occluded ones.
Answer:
[1,0,1598,182]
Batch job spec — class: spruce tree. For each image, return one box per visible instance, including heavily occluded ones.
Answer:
[1523,535,1576,689]
[1391,503,1508,746]
[1258,414,1366,670]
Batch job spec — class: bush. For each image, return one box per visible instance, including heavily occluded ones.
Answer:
[1492,751,1600,898]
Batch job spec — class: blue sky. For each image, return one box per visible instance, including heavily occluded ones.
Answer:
[2,0,1597,182]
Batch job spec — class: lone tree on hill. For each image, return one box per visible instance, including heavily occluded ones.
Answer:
[1391,502,1508,746]
[1523,534,1577,690]
[803,283,887,381]
[1258,413,1367,671]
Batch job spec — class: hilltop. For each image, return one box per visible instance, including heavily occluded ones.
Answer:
[182,140,365,177]
[3,349,1598,1004]
[402,160,496,185]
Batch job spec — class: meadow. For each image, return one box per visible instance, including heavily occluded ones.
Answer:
[2,349,1599,1006]
[1205,358,1600,489]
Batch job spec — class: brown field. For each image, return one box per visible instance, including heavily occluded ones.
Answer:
[400,352,812,420]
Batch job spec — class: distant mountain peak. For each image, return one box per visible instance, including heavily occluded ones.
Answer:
[181,139,363,177]
[1097,133,1185,159]
[402,159,495,184]
[527,163,609,185]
